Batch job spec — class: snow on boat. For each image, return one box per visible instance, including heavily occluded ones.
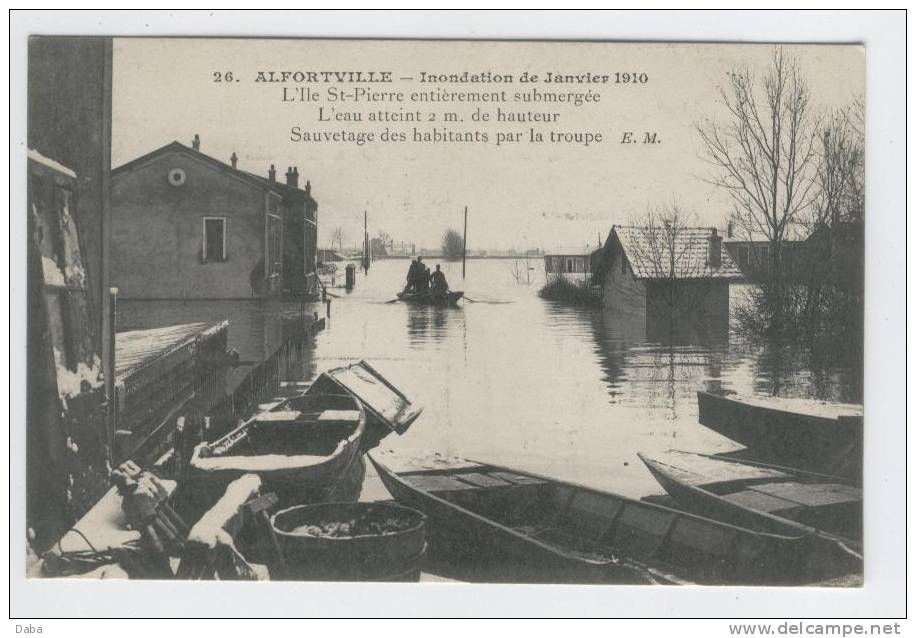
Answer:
[696,391,863,477]
[368,453,855,585]
[189,376,365,504]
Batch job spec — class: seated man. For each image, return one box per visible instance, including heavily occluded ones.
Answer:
[430,264,448,294]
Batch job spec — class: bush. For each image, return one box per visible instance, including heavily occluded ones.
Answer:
[441,229,464,261]
[538,276,603,307]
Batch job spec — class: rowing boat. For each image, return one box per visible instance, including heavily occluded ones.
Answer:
[310,360,423,451]
[696,391,863,477]
[396,290,463,307]
[368,453,854,585]
[638,450,863,561]
[189,376,366,504]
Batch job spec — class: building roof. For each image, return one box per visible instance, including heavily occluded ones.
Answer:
[611,225,743,280]
[112,141,316,205]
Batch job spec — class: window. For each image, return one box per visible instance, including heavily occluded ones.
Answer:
[202,217,227,262]
[757,245,769,265]
[566,258,574,273]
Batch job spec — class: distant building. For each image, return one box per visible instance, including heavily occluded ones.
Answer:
[590,226,742,338]
[369,237,388,257]
[544,247,595,285]
[721,221,805,281]
[111,139,318,299]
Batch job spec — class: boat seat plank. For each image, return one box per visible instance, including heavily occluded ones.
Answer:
[455,472,513,488]
[751,482,861,507]
[318,409,362,422]
[719,489,800,513]
[255,411,303,422]
[405,474,480,492]
[488,471,547,486]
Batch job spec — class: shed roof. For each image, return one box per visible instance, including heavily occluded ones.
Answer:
[612,225,743,280]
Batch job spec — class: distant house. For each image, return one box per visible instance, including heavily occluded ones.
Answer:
[544,247,595,285]
[590,226,742,337]
[111,138,319,299]
[721,222,805,281]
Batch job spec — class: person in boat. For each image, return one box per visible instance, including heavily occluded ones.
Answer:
[430,264,449,295]
[404,258,419,293]
[417,258,430,292]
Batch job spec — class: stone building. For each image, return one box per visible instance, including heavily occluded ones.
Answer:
[111,138,318,299]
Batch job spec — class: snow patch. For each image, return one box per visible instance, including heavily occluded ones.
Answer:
[42,256,66,286]
[54,349,104,399]
[28,148,77,178]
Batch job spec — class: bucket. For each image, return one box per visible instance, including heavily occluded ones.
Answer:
[271,501,427,581]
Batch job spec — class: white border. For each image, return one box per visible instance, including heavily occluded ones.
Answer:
[8,9,907,620]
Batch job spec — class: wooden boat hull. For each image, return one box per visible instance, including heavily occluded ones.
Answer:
[696,391,863,477]
[189,379,366,505]
[638,451,863,569]
[369,454,843,585]
[397,290,463,307]
[311,360,423,451]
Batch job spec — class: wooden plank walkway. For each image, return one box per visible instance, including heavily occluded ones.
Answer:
[115,322,226,382]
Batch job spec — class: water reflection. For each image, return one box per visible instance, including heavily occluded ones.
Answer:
[405,304,466,349]
[117,261,861,499]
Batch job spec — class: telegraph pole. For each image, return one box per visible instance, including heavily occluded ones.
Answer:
[363,210,369,273]
[462,205,468,279]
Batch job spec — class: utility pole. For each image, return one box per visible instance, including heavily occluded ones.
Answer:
[363,210,369,273]
[462,205,468,279]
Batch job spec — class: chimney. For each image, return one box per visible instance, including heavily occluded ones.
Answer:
[727,220,734,239]
[304,180,311,196]
[268,164,276,182]
[286,166,299,189]
[707,227,722,268]
[230,152,238,168]
[192,134,200,151]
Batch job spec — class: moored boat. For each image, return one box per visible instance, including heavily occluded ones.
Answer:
[396,289,463,307]
[368,453,854,585]
[696,391,863,477]
[189,376,366,504]
[638,450,863,562]
[310,360,423,450]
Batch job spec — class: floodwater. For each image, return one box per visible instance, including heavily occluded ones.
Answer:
[118,258,861,499]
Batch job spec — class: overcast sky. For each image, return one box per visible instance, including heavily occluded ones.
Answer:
[112,39,863,251]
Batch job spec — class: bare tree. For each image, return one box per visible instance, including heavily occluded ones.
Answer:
[796,99,865,342]
[697,47,821,278]
[810,105,864,234]
[330,226,346,251]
